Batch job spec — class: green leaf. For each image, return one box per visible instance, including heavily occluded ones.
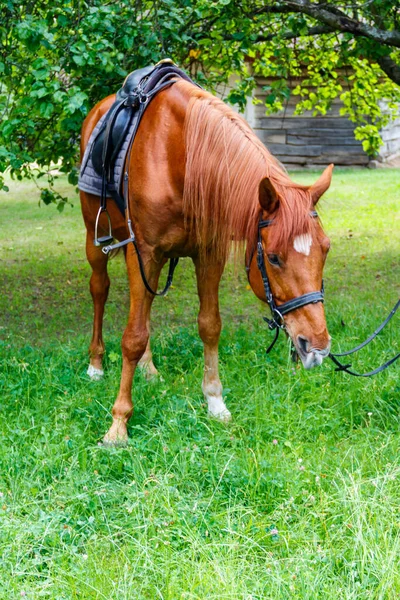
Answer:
[67,92,88,114]
[40,189,55,205]
[39,102,54,118]
[72,55,86,66]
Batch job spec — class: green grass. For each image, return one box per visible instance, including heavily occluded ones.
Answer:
[0,169,399,599]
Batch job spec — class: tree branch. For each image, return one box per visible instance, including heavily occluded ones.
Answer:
[254,24,334,42]
[375,55,400,86]
[255,1,400,48]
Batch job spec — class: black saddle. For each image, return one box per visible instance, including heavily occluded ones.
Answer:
[90,60,194,213]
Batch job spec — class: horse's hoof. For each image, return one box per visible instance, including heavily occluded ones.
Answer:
[87,364,104,380]
[208,407,232,423]
[99,438,128,448]
[207,396,232,422]
[102,420,128,446]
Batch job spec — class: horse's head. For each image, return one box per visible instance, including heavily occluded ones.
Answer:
[247,165,333,369]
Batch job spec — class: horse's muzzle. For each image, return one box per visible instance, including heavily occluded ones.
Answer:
[296,336,331,369]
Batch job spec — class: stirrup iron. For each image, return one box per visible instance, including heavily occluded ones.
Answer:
[94,206,113,247]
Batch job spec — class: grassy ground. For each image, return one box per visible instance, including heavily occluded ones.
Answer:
[0,170,399,599]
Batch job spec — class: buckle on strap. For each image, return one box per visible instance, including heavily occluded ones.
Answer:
[263,307,284,330]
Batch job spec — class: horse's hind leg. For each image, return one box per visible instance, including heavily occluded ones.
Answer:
[194,257,231,422]
[86,233,110,379]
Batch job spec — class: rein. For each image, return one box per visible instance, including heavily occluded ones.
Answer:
[251,212,399,377]
[327,299,400,376]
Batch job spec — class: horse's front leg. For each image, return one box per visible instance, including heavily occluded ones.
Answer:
[193,258,231,422]
[103,247,163,444]
[86,232,110,380]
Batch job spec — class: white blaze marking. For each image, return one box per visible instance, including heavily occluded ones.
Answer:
[293,234,312,256]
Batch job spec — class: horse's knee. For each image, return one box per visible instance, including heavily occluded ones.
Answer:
[198,311,221,345]
[122,326,148,362]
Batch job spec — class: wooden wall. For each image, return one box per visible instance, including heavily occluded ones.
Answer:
[246,84,369,167]
[220,75,400,168]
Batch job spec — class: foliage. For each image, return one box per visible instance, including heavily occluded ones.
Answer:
[0,1,400,204]
[0,170,399,597]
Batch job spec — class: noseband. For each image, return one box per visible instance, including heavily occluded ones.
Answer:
[248,210,324,351]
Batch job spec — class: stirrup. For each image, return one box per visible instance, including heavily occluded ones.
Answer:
[94,206,114,247]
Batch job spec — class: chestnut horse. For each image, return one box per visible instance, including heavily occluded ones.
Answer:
[80,79,333,444]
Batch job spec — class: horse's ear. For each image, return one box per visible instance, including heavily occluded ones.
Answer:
[259,177,279,213]
[309,164,334,205]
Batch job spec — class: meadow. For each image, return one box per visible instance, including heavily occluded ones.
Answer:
[0,169,399,599]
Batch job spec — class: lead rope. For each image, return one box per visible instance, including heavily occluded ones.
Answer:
[327,298,400,377]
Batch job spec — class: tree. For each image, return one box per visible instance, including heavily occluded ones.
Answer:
[1,0,399,207]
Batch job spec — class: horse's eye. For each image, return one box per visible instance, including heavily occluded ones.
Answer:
[267,254,281,267]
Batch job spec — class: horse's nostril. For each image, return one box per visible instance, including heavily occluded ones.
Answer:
[297,335,309,354]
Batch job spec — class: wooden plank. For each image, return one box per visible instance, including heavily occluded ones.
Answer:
[271,148,369,165]
[254,129,286,144]
[267,144,368,158]
[275,155,308,164]
[319,145,367,155]
[311,154,369,165]
[286,127,355,138]
[266,143,322,156]
[257,117,352,130]
[278,156,368,166]
[287,135,361,147]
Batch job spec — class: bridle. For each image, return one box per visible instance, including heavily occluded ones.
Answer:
[247,210,324,353]
[247,210,399,376]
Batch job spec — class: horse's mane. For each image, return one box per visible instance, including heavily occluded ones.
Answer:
[179,80,315,261]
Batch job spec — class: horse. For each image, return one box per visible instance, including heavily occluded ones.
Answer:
[80,78,333,444]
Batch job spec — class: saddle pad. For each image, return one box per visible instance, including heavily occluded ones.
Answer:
[78,109,139,214]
